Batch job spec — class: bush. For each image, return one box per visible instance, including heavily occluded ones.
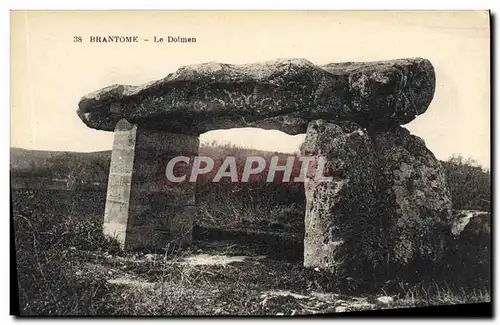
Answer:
[441,155,491,211]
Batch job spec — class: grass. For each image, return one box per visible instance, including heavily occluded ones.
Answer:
[10,146,491,316]
[12,187,490,315]
[15,238,489,316]
[393,282,490,308]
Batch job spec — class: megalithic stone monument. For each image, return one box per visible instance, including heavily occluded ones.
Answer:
[77,57,452,280]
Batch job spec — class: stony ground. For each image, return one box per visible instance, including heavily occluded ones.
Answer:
[61,241,390,315]
[34,238,487,316]
[12,187,491,316]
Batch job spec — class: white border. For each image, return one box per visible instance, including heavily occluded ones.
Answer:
[3,1,497,324]
[0,1,496,10]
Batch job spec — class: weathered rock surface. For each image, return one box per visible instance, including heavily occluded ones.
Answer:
[78,58,435,134]
[446,210,490,286]
[372,126,453,272]
[451,210,490,237]
[301,121,454,283]
[376,296,394,305]
[103,119,199,250]
[79,57,460,287]
[302,120,378,278]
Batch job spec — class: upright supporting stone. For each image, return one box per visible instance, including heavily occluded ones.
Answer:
[103,119,137,248]
[372,126,452,269]
[103,118,199,250]
[302,120,378,279]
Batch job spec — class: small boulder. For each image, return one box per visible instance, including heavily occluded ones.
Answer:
[376,296,394,305]
[446,210,490,287]
[451,210,490,237]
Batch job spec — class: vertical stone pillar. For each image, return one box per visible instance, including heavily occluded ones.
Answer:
[302,120,378,279]
[103,118,199,251]
[372,126,452,268]
[103,119,137,248]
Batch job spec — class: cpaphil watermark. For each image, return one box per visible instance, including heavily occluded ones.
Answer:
[165,155,333,183]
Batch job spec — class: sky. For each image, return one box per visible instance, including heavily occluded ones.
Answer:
[11,11,490,167]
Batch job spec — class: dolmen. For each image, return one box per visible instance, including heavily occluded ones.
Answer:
[77,58,486,283]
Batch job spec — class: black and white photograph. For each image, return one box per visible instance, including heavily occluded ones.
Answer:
[9,10,491,317]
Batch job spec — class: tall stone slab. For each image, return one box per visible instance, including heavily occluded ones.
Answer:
[103,118,199,250]
[302,121,455,284]
[372,126,453,277]
[103,119,137,247]
[302,120,378,279]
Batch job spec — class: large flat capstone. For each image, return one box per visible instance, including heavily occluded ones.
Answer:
[77,58,435,135]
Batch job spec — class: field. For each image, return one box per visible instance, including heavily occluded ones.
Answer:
[10,145,491,316]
